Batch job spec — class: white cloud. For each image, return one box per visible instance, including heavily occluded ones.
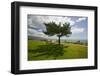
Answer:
[66,17,75,26]
[28,15,46,31]
[28,28,49,38]
[76,17,86,22]
[31,15,75,26]
[28,15,87,40]
[71,27,84,33]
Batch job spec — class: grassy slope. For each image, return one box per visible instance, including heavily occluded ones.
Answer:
[28,40,88,61]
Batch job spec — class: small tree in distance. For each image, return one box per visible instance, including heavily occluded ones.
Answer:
[43,21,72,45]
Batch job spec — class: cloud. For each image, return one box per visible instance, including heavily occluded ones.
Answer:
[66,17,75,26]
[76,17,86,22]
[28,15,88,40]
[28,15,76,38]
[28,15,75,27]
[37,16,75,26]
[28,28,49,38]
[28,15,46,31]
[71,27,84,33]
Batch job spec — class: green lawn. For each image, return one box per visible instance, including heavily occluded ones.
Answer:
[28,40,88,61]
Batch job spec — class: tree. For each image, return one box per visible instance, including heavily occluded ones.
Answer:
[43,21,72,45]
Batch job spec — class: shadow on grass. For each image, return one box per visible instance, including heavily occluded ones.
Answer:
[29,44,68,59]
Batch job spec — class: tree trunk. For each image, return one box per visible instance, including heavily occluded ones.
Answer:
[58,36,61,45]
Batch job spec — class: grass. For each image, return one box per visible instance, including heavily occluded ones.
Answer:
[28,40,88,61]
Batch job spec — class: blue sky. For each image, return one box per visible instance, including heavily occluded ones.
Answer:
[28,15,88,40]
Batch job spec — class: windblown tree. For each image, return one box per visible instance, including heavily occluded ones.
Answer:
[43,21,72,45]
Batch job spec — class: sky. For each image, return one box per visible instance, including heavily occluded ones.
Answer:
[28,14,88,40]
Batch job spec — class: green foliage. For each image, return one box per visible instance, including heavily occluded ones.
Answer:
[30,44,65,59]
[28,40,88,61]
[62,23,72,37]
[44,22,72,37]
[43,22,72,45]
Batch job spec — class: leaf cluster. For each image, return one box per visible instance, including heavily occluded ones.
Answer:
[43,21,72,37]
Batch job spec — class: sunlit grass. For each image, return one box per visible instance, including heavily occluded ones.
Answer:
[28,40,88,61]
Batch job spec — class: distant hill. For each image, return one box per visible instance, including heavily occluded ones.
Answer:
[28,35,48,41]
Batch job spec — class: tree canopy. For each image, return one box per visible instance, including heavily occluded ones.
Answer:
[43,21,72,37]
[43,21,72,45]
